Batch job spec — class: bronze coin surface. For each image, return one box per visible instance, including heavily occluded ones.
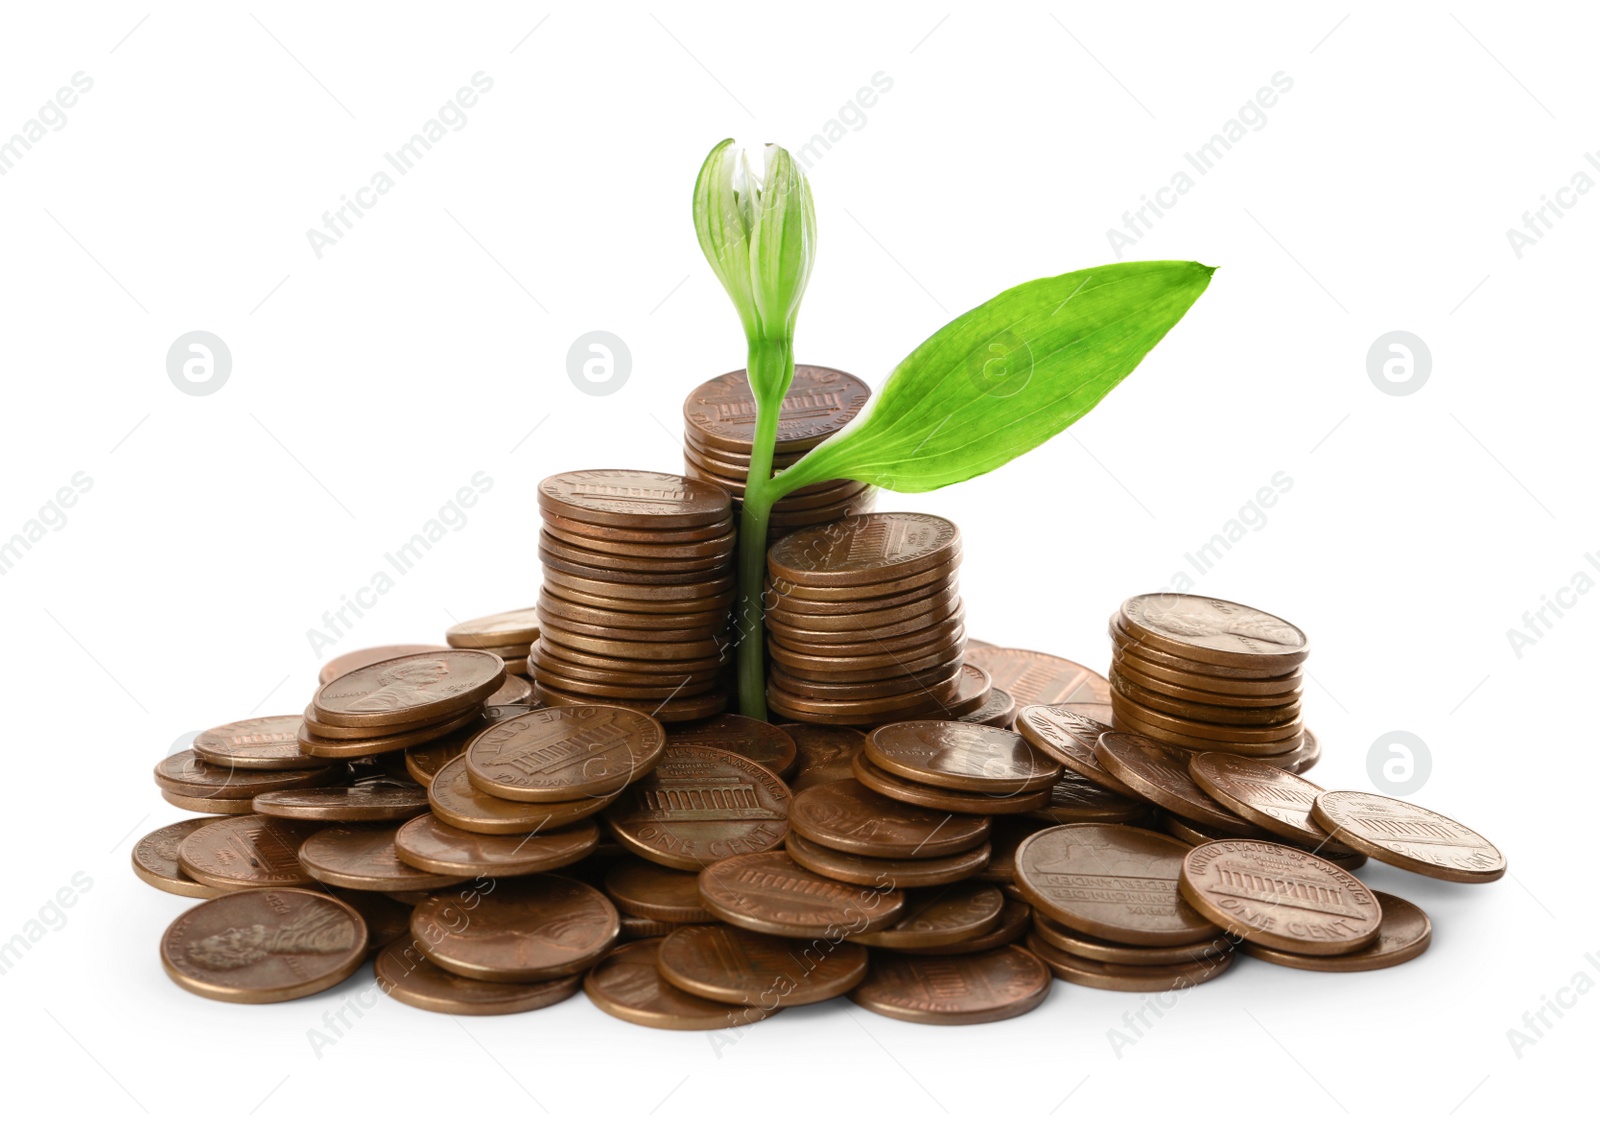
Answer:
[1111,630,1305,690]
[781,724,865,791]
[1111,673,1301,726]
[1112,660,1299,707]
[487,674,536,706]
[1179,839,1382,955]
[1026,771,1153,826]
[698,850,906,937]
[914,898,1033,956]
[533,682,727,724]
[850,945,1051,1025]
[297,706,483,760]
[851,752,1051,815]
[312,649,505,729]
[428,756,610,834]
[160,790,256,815]
[1014,824,1223,946]
[1110,689,1304,745]
[604,745,791,870]
[302,701,477,740]
[767,513,960,587]
[539,469,731,529]
[584,938,775,1029]
[545,520,738,561]
[463,706,666,802]
[1241,891,1432,972]
[298,825,456,892]
[394,814,599,877]
[621,915,676,938]
[542,575,734,613]
[161,888,368,1003]
[154,750,339,799]
[539,530,733,577]
[788,779,989,859]
[1026,931,1235,992]
[669,714,798,778]
[411,876,619,982]
[957,684,1017,729]
[770,556,961,603]
[854,883,1005,950]
[445,607,542,648]
[785,831,992,888]
[865,721,1062,795]
[657,923,869,1006]
[1312,791,1506,882]
[768,574,956,618]
[766,588,961,636]
[683,365,871,452]
[1118,594,1309,674]
[539,620,728,656]
[537,543,731,587]
[767,660,966,712]
[538,592,730,632]
[604,860,716,923]
[1188,752,1330,846]
[193,716,323,769]
[542,509,734,544]
[1013,705,1140,795]
[319,644,440,685]
[1031,913,1236,966]
[177,815,318,891]
[251,778,429,822]
[376,937,582,1015]
[402,716,498,786]
[1262,729,1322,775]
[132,818,228,898]
[964,644,1111,707]
[1094,732,1260,835]
[336,888,415,953]
[768,631,967,680]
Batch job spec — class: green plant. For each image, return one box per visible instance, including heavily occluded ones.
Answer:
[692,140,1214,719]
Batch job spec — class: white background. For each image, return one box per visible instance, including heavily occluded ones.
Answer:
[0,2,1592,1124]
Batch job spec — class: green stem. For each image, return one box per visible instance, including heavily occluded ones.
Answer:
[734,338,792,719]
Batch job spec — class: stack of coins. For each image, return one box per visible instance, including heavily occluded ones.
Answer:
[298,650,508,760]
[446,608,541,676]
[681,365,876,539]
[764,513,990,726]
[533,470,735,722]
[1108,593,1309,759]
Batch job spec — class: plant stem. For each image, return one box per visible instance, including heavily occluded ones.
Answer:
[734,338,791,719]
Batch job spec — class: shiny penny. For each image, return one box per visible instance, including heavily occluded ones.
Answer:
[603,859,715,923]
[1119,593,1308,674]
[1031,912,1235,966]
[1094,732,1260,836]
[849,945,1051,1025]
[297,705,483,760]
[394,814,598,877]
[914,898,1034,956]
[1241,890,1432,971]
[376,937,581,1015]
[853,883,1005,950]
[964,644,1111,707]
[1026,771,1153,826]
[252,777,429,822]
[604,744,791,870]
[785,830,992,888]
[298,825,456,892]
[788,779,989,859]
[312,649,505,729]
[698,850,906,937]
[1179,839,1382,955]
[851,752,1050,815]
[865,720,1062,795]
[154,750,338,799]
[177,815,318,891]
[657,923,869,1006]
[463,705,665,802]
[193,716,324,769]
[683,365,871,453]
[1187,752,1330,847]
[668,714,798,778]
[584,938,774,1029]
[539,469,732,529]
[1026,932,1235,992]
[767,513,960,587]
[412,876,619,982]
[428,756,610,834]
[1312,791,1506,882]
[1013,705,1140,796]
[446,607,542,648]
[159,790,256,815]
[781,724,864,791]
[132,818,227,898]
[319,644,438,685]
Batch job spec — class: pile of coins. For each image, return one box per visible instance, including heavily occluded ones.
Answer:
[446,609,542,675]
[532,470,735,722]
[764,512,989,727]
[681,365,876,539]
[1108,593,1308,758]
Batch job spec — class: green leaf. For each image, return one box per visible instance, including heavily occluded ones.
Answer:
[766,261,1214,496]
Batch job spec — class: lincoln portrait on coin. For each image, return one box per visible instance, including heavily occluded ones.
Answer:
[185,901,357,970]
[348,657,454,711]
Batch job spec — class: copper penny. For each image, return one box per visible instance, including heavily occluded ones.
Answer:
[545,520,737,561]
[657,923,869,1006]
[132,818,227,898]
[851,752,1050,815]
[160,790,256,815]
[487,674,536,706]
[1241,890,1432,971]
[412,875,619,981]
[539,617,728,653]
[769,556,960,604]
[781,724,864,791]
[669,714,799,778]
[334,888,414,953]
[539,531,732,577]
[298,825,456,892]
[913,899,1033,956]
[957,684,1016,729]
[604,745,791,870]
[1013,705,1140,796]
[542,575,733,613]
[698,850,905,937]
[319,644,441,684]
[854,884,1005,950]
[767,660,965,711]
[1118,594,1308,674]
[585,938,774,1029]
[394,813,598,877]
[297,705,483,760]
[850,945,1050,1025]
[1188,752,1330,847]
[767,513,960,587]
[788,779,989,859]
[964,644,1111,707]
[537,544,730,587]
[462,706,665,802]
[1110,689,1304,744]
[1026,772,1153,827]
[542,509,733,544]
[684,365,871,452]
[1111,673,1301,727]
[193,716,323,769]
[1111,629,1305,689]
[428,756,610,834]
[785,830,992,888]
[312,650,505,729]
[1026,932,1235,992]
[1180,839,1381,954]
[534,682,727,724]
[604,859,716,923]
[1312,791,1506,882]
[154,750,338,799]
[1113,710,1304,756]
[865,721,1061,795]
[539,470,732,529]
[1113,660,1299,707]
[1032,913,1236,966]
[538,592,730,632]
[1094,732,1259,836]
[445,607,542,648]
[376,937,581,1015]
[621,915,676,938]
[403,716,499,786]
[252,778,428,822]
[161,888,367,1003]
[1014,824,1223,946]
[1260,729,1322,775]
[177,815,318,891]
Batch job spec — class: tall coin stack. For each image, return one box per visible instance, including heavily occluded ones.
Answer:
[1107,593,1309,759]
[764,513,991,727]
[533,470,736,723]
[682,365,876,540]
